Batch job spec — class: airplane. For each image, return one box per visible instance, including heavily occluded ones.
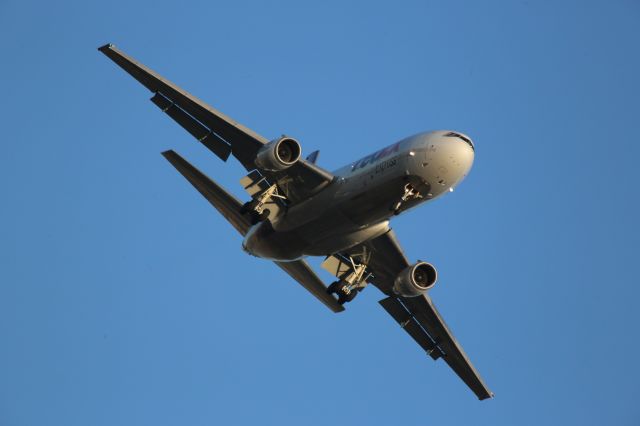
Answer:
[99,43,493,400]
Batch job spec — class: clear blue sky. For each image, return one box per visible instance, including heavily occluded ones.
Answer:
[1,0,639,425]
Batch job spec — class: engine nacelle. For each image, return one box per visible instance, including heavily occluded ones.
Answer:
[393,261,437,297]
[254,136,301,171]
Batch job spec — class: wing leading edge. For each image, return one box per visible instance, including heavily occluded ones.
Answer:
[346,230,493,400]
[99,43,335,203]
[161,150,343,313]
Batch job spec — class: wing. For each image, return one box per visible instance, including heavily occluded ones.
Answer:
[345,230,493,400]
[162,150,343,313]
[274,261,345,313]
[99,44,334,203]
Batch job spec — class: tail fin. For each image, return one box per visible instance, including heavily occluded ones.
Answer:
[306,150,319,164]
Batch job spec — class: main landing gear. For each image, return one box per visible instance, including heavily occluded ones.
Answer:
[326,256,370,305]
[240,183,285,225]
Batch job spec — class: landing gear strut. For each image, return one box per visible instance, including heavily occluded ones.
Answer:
[240,201,270,225]
[326,255,370,305]
[240,183,286,224]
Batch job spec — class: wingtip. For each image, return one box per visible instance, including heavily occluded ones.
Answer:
[333,303,346,313]
[479,391,495,401]
[97,43,114,52]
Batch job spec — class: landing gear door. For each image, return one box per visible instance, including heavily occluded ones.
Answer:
[240,170,270,197]
[239,170,283,219]
[321,255,353,280]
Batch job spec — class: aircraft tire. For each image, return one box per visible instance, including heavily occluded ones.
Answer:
[327,281,341,295]
[240,201,254,215]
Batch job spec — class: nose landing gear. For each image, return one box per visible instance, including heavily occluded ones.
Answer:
[392,183,423,215]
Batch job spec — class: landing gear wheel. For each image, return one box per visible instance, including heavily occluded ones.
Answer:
[337,288,358,305]
[328,281,357,304]
[240,201,254,215]
[327,281,341,295]
[249,209,270,225]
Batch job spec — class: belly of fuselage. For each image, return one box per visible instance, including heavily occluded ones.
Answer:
[241,205,392,261]
[241,172,410,261]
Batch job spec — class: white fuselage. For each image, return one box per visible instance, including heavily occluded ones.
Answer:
[242,130,475,261]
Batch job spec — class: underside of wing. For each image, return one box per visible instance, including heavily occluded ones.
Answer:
[380,295,493,400]
[344,230,493,400]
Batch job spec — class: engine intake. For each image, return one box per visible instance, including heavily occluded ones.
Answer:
[255,136,301,171]
[393,261,437,297]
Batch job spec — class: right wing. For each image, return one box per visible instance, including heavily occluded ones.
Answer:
[344,230,493,400]
[162,150,343,313]
[99,44,334,203]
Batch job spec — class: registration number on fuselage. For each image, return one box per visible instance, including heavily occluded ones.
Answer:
[374,157,397,173]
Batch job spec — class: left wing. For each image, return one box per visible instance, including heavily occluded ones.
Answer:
[344,230,493,400]
[161,150,343,313]
[99,44,333,203]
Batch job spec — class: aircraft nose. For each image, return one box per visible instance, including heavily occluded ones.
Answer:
[454,136,474,179]
[421,131,475,194]
[441,132,474,186]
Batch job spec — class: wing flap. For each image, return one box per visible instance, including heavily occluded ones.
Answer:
[379,297,441,359]
[401,295,494,400]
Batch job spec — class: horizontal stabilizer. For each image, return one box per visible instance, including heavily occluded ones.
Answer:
[161,150,250,235]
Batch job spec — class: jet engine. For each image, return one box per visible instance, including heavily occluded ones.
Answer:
[393,261,437,297]
[254,136,301,171]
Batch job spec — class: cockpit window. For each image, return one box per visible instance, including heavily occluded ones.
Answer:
[444,132,474,151]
